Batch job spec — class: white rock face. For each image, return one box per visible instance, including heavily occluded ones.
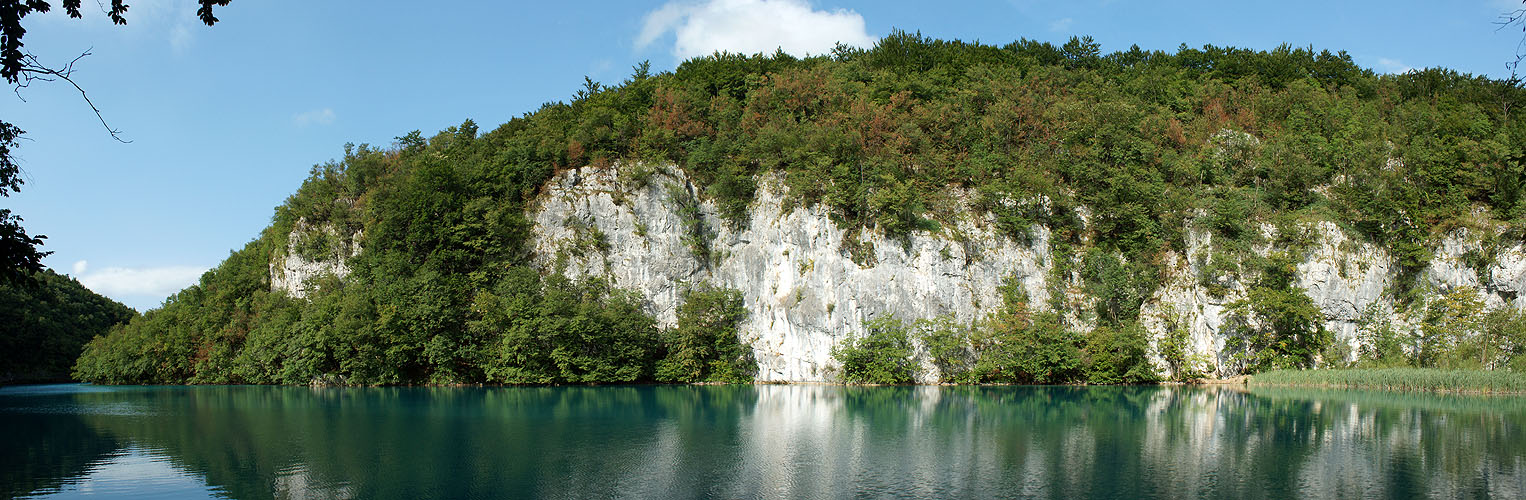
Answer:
[528,165,1526,381]
[274,163,1526,382]
[1491,244,1526,310]
[532,166,1050,383]
[1142,221,1398,374]
[1142,220,1526,375]
[270,220,361,298]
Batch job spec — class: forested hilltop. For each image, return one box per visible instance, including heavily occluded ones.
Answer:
[74,32,1526,386]
[1,270,135,384]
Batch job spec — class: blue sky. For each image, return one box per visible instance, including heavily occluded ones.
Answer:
[4,0,1521,310]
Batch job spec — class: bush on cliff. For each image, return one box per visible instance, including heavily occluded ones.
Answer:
[657,284,754,383]
[833,316,916,384]
[71,30,1526,385]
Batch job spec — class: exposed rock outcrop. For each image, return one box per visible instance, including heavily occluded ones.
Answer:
[272,164,1526,382]
[530,165,1526,381]
[531,166,1051,382]
[270,219,361,299]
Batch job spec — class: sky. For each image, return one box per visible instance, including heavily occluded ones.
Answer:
[4,0,1523,311]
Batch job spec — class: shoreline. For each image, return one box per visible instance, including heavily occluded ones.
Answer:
[1245,381,1526,396]
[1246,367,1526,395]
[33,368,1526,395]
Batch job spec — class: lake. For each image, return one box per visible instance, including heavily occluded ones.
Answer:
[2,384,1524,499]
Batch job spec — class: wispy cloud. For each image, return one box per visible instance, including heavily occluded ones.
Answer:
[77,265,208,303]
[589,58,614,76]
[637,0,877,60]
[1048,17,1074,33]
[1377,57,1413,74]
[293,108,337,127]
[34,0,206,53]
[169,21,194,53]
[159,0,207,54]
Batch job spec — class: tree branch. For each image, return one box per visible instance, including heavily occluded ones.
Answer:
[14,50,129,143]
[1497,6,1526,77]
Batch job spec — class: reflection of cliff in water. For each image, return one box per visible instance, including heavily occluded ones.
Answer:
[5,385,1525,499]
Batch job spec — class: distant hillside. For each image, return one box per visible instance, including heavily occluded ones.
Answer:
[1,269,135,383]
[73,32,1526,386]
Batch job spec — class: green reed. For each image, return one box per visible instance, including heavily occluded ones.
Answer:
[1251,367,1526,394]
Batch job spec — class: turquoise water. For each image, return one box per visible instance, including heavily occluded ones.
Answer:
[3,384,1525,499]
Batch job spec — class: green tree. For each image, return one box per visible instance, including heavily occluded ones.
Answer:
[0,123,47,283]
[1157,316,1212,381]
[973,309,1084,384]
[1225,252,1331,372]
[1482,309,1526,371]
[656,283,754,383]
[1081,249,1156,326]
[1084,322,1158,384]
[916,315,975,383]
[0,269,134,383]
[832,316,915,384]
[1416,288,1485,368]
[475,272,661,385]
[1357,320,1409,368]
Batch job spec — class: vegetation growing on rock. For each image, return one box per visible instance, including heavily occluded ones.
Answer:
[72,31,1526,385]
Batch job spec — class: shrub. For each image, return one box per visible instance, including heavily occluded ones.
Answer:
[1084,322,1158,384]
[833,316,916,384]
[1156,313,1211,381]
[1357,319,1410,368]
[1224,252,1330,373]
[656,284,754,383]
[1484,309,1526,371]
[973,309,1084,384]
[1416,288,1484,369]
[916,315,975,383]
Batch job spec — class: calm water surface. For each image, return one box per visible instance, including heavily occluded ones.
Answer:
[3,383,1525,499]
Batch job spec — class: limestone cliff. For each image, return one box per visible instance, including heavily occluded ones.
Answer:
[269,164,1526,382]
[528,164,1526,381]
[271,218,361,298]
[530,166,1053,382]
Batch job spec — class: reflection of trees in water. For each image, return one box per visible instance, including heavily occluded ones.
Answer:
[11,385,1526,499]
[0,407,120,499]
[1243,387,1526,498]
[833,386,1526,499]
[66,385,760,500]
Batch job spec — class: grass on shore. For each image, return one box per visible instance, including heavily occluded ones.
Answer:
[1250,367,1526,394]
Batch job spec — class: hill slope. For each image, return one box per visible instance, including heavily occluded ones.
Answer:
[1,269,135,383]
[75,32,1526,385]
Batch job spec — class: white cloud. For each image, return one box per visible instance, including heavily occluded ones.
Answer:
[293,108,337,127]
[169,22,194,53]
[142,0,206,53]
[33,0,205,53]
[72,260,88,276]
[1377,57,1413,74]
[1049,17,1074,33]
[590,58,614,75]
[637,0,877,60]
[638,3,689,49]
[77,265,208,303]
